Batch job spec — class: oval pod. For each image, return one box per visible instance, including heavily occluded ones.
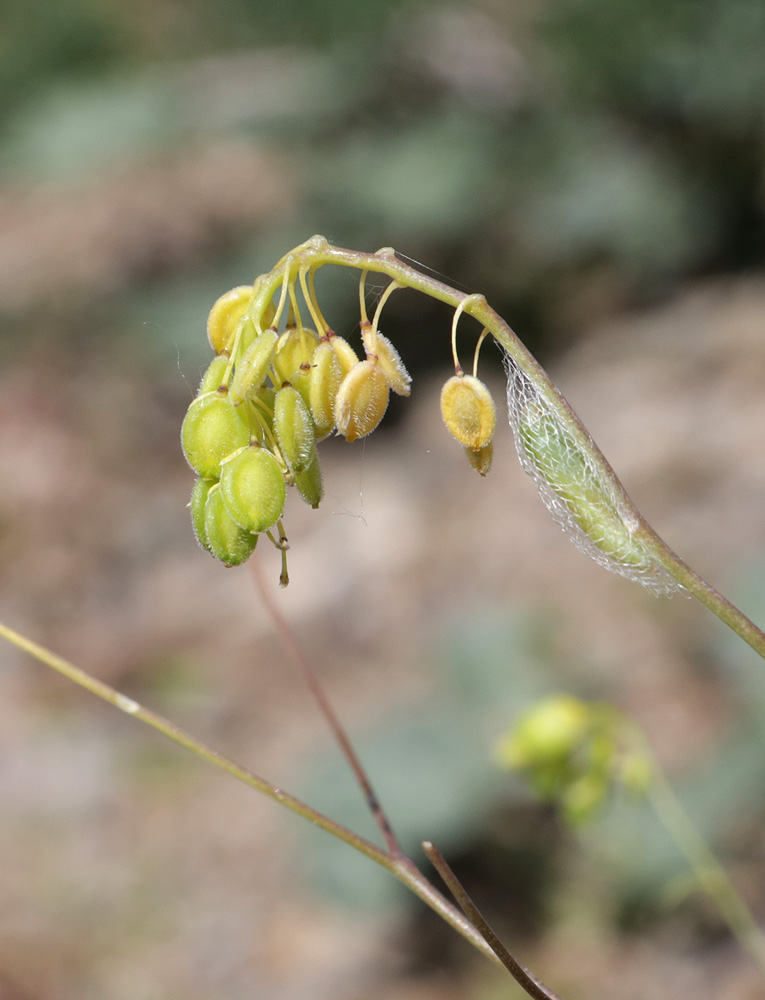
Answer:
[229,328,278,405]
[440,374,496,451]
[198,354,230,396]
[327,333,359,377]
[293,447,323,508]
[334,360,390,442]
[272,327,320,385]
[204,483,258,566]
[190,477,216,552]
[274,385,315,473]
[308,341,342,437]
[207,286,252,354]
[181,392,251,479]
[220,445,287,534]
[362,328,411,396]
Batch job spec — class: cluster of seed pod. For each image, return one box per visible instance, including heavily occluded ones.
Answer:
[181,281,412,576]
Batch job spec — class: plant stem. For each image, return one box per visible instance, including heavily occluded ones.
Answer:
[0,619,502,969]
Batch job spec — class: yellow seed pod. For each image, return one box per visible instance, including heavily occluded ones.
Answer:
[362,328,411,397]
[274,385,315,474]
[229,328,279,405]
[440,374,496,451]
[181,392,251,479]
[327,333,359,377]
[334,359,390,442]
[189,477,216,552]
[204,483,258,566]
[207,286,252,354]
[272,327,320,385]
[465,441,493,477]
[198,354,230,396]
[293,446,323,508]
[219,445,287,534]
[309,340,342,437]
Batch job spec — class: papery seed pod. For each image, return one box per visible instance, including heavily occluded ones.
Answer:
[334,359,389,442]
[190,477,216,552]
[327,333,359,377]
[465,442,493,477]
[309,340,342,437]
[207,287,252,354]
[204,483,258,566]
[362,328,411,396]
[272,327,320,385]
[440,374,496,451]
[198,354,230,395]
[181,392,251,479]
[293,446,323,508]
[274,385,315,474]
[220,445,287,534]
[229,328,279,405]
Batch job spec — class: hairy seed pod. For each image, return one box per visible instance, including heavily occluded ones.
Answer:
[198,354,230,396]
[272,327,320,385]
[362,328,411,396]
[334,359,389,442]
[293,446,323,508]
[204,483,258,566]
[189,477,216,552]
[327,333,359,377]
[440,374,496,450]
[229,328,279,405]
[309,340,342,437]
[465,441,493,477]
[207,286,252,354]
[181,392,251,479]
[274,385,315,473]
[220,445,287,534]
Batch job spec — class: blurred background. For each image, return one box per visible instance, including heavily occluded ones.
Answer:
[1,0,764,997]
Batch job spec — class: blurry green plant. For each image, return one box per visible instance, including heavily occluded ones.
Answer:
[2,237,764,998]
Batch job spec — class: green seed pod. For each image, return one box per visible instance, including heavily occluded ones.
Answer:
[229,328,279,405]
[198,354,230,395]
[465,441,493,477]
[309,340,342,437]
[440,374,496,451]
[219,445,287,534]
[189,477,216,552]
[272,327,319,385]
[327,333,359,377]
[334,359,389,442]
[207,286,252,354]
[181,392,251,479]
[204,483,258,566]
[274,385,315,474]
[293,446,323,508]
[362,328,411,396]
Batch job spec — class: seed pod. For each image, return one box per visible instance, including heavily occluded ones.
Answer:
[327,333,359,377]
[219,445,287,534]
[309,340,342,437]
[204,483,258,566]
[198,354,230,396]
[189,477,216,552]
[272,327,319,385]
[293,446,323,508]
[207,286,252,354]
[181,392,251,479]
[229,328,279,405]
[465,441,493,477]
[274,385,315,473]
[334,359,390,442]
[362,328,411,396]
[440,374,496,451]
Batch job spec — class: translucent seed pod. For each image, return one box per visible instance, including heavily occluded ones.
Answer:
[293,446,323,508]
[229,328,279,405]
[362,328,411,397]
[219,445,287,534]
[190,477,216,552]
[327,333,359,377]
[272,327,320,385]
[309,340,342,437]
[198,354,230,396]
[204,483,258,566]
[465,441,493,477]
[274,385,315,474]
[181,392,251,479]
[440,374,496,451]
[207,286,252,355]
[334,359,390,442]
